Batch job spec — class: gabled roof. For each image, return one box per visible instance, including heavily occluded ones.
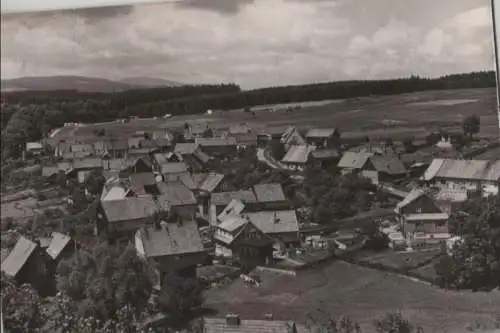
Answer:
[101,196,168,222]
[395,188,428,212]
[175,143,199,155]
[203,317,296,333]
[1,237,38,278]
[337,152,374,169]
[211,190,257,206]
[217,215,249,233]
[72,158,103,170]
[160,162,188,175]
[195,137,237,147]
[157,181,197,206]
[252,183,286,203]
[311,149,340,160]
[370,155,406,175]
[218,199,246,222]
[246,210,299,234]
[136,220,204,258]
[281,144,315,164]
[306,128,337,138]
[198,173,225,193]
[164,172,197,190]
[46,232,72,260]
[422,159,500,182]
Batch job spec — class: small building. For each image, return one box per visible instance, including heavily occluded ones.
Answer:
[135,220,207,279]
[66,158,104,184]
[422,158,500,197]
[209,190,258,226]
[1,237,51,293]
[309,149,341,169]
[157,181,198,220]
[45,232,75,272]
[305,128,340,148]
[99,196,169,236]
[213,215,274,268]
[395,188,450,236]
[233,132,258,149]
[337,152,406,184]
[203,314,298,333]
[281,144,316,172]
[257,126,289,145]
[195,137,238,157]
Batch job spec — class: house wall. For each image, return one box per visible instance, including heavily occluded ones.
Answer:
[215,243,233,257]
[155,251,207,275]
[361,170,379,184]
[403,219,449,234]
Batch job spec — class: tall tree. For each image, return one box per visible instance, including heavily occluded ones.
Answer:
[462,115,480,139]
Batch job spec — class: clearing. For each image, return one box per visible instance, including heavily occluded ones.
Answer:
[204,260,500,333]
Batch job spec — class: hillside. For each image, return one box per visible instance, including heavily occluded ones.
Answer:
[1,75,183,93]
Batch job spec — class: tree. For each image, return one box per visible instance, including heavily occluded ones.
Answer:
[84,170,106,196]
[374,312,423,333]
[2,283,44,332]
[462,115,480,139]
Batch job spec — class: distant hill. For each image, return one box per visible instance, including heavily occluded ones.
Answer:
[1,75,184,93]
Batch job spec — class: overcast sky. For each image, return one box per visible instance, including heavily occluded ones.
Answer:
[0,0,495,89]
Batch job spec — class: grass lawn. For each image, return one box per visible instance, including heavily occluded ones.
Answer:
[352,249,443,271]
[204,260,500,333]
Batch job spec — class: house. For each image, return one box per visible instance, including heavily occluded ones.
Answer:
[174,143,212,171]
[128,136,144,150]
[305,128,340,148]
[154,152,183,168]
[337,152,406,184]
[193,173,227,218]
[203,314,298,333]
[233,132,258,149]
[422,159,500,197]
[99,196,169,236]
[164,172,197,191]
[213,215,274,267]
[45,232,74,272]
[129,173,159,196]
[252,183,289,210]
[246,210,300,252]
[135,220,207,279]
[1,237,51,293]
[209,190,258,226]
[66,158,104,183]
[107,138,129,158]
[184,123,210,141]
[101,180,135,202]
[281,127,305,151]
[157,181,198,220]
[195,137,237,157]
[309,149,341,169]
[281,144,316,171]
[395,189,450,237]
[26,142,43,156]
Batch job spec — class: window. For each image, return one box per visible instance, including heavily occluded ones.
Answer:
[416,207,422,213]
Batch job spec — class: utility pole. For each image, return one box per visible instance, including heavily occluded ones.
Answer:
[491,0,500,140]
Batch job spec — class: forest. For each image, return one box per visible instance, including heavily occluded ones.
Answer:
[1,70,496,159]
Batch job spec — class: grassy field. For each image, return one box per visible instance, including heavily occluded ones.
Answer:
[49,88,499,143]
[351,250,442,271]
[204,260,500,333]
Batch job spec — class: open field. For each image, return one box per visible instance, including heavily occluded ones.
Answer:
[351,249,442,271]
[204,260,500,333]
[48,88,499,144]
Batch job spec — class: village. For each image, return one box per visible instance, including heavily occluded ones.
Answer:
[2,110,499,332]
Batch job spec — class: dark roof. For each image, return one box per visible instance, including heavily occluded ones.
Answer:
[370,155,407,175]
[46,232,72,260]
[195,137,237,147]
[136,220,205,257]
[101,196,168,223]
[160,162,188,174]
[203,317,295,333]
[72,158,103,170]
[253,183,286,203]
[157,181,197,206]
[211,190,257,206]
[130,173,157,195]
[306,128,337,138]
[199,173,225,193]
[311,149,340,160]
[1,237,38,278]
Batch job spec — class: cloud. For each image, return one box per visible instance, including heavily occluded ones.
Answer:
[0,0,494,89]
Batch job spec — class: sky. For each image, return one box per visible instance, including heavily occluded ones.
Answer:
[0,0,496,89]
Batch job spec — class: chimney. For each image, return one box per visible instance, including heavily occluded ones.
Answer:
[264,314,273,321]
[225,314,240,326]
